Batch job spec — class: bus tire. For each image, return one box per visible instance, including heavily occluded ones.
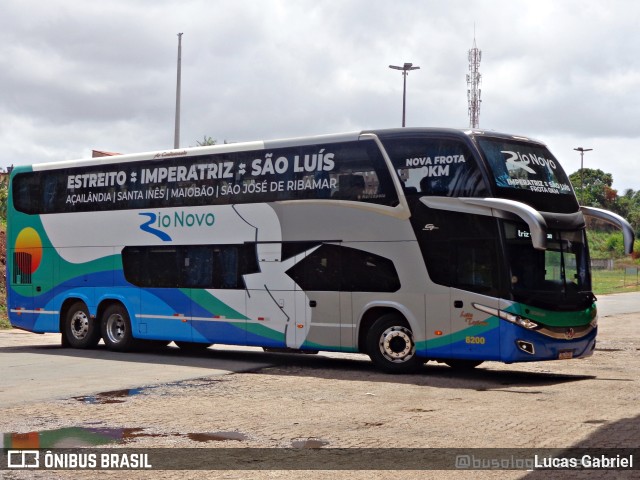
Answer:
[101,304,135,352]
[365,313,420,374]
[62,302,101,349]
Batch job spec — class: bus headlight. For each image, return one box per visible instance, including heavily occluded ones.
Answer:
[512,315,539,330]
[472,303,539,330]
[499,310,538,329]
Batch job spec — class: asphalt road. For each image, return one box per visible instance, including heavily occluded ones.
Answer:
[595,291,640,317]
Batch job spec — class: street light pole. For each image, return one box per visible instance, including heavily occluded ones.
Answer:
[574,147,593,204]
[174,33,184,149]
[389,62,420,127]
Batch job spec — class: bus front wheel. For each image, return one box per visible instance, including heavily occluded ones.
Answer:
[365,313,420,374]
[62,302,101,349]
[101,304,135,352]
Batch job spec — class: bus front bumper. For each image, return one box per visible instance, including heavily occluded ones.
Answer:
[500,322,597,363]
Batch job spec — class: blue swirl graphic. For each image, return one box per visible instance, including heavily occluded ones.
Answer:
[139,213,172,241]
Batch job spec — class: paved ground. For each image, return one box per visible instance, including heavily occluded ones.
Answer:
[0,331,275,408]
[0,293,638,479]
[595,291,640,317]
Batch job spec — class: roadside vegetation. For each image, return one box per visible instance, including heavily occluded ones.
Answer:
[0,220,7,329]
[0,165,638,329]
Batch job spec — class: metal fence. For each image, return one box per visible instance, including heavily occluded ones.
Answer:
[624,267,640,287]
[591,258,615,270]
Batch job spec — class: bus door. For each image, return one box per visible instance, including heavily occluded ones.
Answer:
[302,291,351,352]
[445,225,503,361]
[413,207,503,361]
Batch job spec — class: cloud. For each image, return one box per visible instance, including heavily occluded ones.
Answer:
[0,0,638,191]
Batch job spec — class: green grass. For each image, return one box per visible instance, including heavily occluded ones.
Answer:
[592,269,640,295]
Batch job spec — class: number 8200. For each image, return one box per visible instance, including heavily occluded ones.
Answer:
[465,336,485,345]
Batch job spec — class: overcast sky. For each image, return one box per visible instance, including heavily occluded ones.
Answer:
[2,0,640,192]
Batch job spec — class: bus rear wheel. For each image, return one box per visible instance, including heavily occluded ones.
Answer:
[366,313,420,374]
[101,304,135,352]
[63,302,101,349]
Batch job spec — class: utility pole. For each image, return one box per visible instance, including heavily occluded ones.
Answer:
[389,63,420,127]
[574,147,593,204]
[174,33,183,149]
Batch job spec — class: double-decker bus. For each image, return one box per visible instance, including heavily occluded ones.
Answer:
[7,128,634,373]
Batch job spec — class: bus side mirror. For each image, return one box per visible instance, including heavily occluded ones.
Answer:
[580,206,635,255]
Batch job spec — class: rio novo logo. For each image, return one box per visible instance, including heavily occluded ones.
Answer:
[139,211,215,241]
[155,211,215,228]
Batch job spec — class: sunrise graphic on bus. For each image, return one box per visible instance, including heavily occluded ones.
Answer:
[13,227,43,283]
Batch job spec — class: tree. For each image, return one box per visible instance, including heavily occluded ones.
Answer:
[618,188,640,237]
[0,175,8,224]
[569,168,615,209]
[196,136,217,146]
[569,169,640,237]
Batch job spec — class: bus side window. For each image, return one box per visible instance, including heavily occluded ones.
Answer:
[144,248,180,288]
[214,247,240,289]
[333,174,365,200]
[415,210,504,295]
[184,246,214,288]
[286,244,400,293]
[124,244,260,290]
[383,137,488,198]
[286,244,341,291]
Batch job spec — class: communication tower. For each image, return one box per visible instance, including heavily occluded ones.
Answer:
[467,33,482,129]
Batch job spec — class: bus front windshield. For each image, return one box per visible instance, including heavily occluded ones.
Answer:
[504,222,593,310]
[476,136,579,213]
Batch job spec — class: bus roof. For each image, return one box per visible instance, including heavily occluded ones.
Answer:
[16,128,546,173]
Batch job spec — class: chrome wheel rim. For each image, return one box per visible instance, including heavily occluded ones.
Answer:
[379,326,415,363]
[70,311,90,340]
[105,313,126,344]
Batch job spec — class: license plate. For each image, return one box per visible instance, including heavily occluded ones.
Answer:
[558,350,574,360]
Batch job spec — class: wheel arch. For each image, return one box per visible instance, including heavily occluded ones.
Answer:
[96,298,128,322]
[59,296,93,333]
[96,296,136,335]
[357,304,414,354]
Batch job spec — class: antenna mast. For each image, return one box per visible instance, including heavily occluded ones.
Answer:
[467,29,482,129]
